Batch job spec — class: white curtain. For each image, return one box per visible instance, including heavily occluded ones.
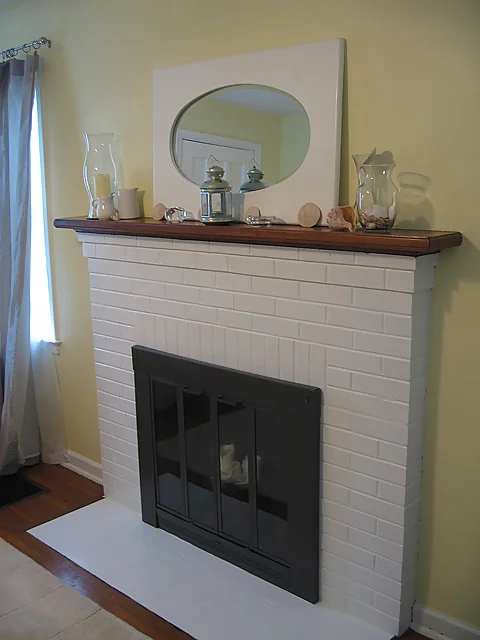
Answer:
[0,55,66,474]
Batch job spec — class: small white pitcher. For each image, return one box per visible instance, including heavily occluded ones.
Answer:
[118,188,140,219]
[91,195,116,220]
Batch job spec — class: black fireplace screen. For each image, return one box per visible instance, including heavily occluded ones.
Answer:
[132,346,321,602]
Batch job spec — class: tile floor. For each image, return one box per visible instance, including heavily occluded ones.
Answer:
[0,538,149,640]
[31,498,393,640]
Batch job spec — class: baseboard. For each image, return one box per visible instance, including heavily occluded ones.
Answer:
[62,450,103,485]
[412,605,480,640]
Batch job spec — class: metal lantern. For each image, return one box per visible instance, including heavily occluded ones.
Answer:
[240,165,267,193]
[200,165,233,224]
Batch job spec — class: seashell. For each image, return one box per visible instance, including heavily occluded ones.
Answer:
[359,204,394,230]
[326,206,353,231]
[340,205,355,228]
[365,204,388,218]
[359,205,394,230]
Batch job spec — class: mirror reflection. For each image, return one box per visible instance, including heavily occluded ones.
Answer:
[172,84,310,192]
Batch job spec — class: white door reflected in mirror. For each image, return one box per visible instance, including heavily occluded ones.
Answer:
[172,85,310,193]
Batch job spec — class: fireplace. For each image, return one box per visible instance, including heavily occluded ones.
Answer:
[58,224,462,635]
[132,346,321,602]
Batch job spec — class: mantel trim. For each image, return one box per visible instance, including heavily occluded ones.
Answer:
[54,217,462,257]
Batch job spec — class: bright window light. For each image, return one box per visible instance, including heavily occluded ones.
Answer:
[30,89,55,344]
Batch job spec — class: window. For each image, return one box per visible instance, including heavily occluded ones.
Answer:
[29,86,56,344]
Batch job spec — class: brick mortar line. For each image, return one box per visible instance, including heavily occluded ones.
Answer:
[326,382,412,401]
[325,511,410,550]
[97,396,136,417]
[85,239,430,270]
[99,431,137,449]
[90,305,418,345]
[97,406,135,426]
[102,462,139,481]
[93,354,132,370]
[93,341,415,387]
[92,281,421,318]
[100,444,138,463]
[322,481,408,513]
[322,537,400,570]
[92,318,415,343]
[323,549,402,587]
[323,424,418,447]
[96,376,134,390]
[322,458,405,486]
[320,582,399,618]
[91,284,423,323]
[89,261,426,295]
[93,249,436,270]
[94,357,415,425]
[100,431,137,446]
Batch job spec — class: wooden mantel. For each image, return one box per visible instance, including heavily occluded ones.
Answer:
[54,217,462,256]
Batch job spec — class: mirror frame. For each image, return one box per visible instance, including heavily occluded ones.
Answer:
[153,39,344,225]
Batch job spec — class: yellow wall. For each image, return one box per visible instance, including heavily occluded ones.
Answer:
[279,114,311,180]
[1,0,479,628]
[179,97,283,184]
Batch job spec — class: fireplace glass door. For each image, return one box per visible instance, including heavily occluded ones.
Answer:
[133,346,320,602]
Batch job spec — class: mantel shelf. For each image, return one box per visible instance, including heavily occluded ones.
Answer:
[54,217,462,256]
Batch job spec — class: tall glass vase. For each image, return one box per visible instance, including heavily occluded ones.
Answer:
[352,153,372,225]
[352,153,372,189]
[356,162,399,231]
[83,133,120,219]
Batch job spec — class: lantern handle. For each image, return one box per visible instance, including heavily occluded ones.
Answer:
[207,154,222,168]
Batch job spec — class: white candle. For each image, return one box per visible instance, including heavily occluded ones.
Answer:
[94,173,111,198]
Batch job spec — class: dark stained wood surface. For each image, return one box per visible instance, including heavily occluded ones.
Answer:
[54,217,462,257]
[0,464,428,640]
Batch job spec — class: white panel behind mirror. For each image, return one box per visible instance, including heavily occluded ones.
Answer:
[153,39,344,225]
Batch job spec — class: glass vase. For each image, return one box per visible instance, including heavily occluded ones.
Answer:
[352,153,372,188]
[351,153,373,228]
[83,133,120,219]
[356,162,399,231]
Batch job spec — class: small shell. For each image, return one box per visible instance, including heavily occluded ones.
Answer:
[326,206,353,231]
[359,204,394,230]
[340,206,355,228]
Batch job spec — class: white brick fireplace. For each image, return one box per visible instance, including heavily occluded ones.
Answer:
[78,232,437,637]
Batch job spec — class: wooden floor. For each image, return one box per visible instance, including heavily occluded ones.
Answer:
[0,464,427,640]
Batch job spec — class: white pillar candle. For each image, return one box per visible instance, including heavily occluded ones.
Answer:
[94,173,111,198]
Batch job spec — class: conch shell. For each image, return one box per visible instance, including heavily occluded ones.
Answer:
[326,206,356,231]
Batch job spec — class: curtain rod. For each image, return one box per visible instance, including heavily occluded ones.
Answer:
[1,37,51,63]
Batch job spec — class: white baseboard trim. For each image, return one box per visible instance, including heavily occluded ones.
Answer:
[412,605,480,640]
[62,450,103,485]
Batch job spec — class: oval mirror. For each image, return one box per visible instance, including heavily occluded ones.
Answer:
[172,84,310,193]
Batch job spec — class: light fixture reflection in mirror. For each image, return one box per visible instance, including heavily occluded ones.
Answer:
[172,84,310,193]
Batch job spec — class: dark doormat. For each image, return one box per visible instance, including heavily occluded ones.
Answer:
[0,471,47,509]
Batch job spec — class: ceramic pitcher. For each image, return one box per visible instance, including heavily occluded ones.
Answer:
[118,188,140,219]
[92,195,116,220]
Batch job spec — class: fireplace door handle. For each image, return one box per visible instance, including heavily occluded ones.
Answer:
[217,396,244,409]
[182,386,203,397]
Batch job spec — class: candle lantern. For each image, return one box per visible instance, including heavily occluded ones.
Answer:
[240,165,266,193]
[83,133,121,219]
[200,165,233,224]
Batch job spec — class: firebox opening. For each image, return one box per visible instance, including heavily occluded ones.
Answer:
[132,346,321,603]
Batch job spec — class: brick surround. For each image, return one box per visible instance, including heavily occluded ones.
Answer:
[78,232,438,636]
